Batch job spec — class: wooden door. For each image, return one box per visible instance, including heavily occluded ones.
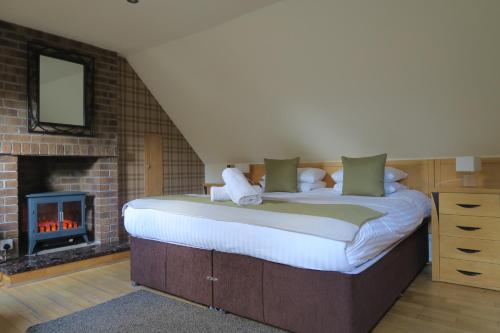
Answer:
[144,134,163,196]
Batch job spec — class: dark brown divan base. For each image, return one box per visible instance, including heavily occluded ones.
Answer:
[131,219,429,333]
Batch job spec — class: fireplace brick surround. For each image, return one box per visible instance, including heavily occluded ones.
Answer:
[0,19,204,260]
[0,21,119,259]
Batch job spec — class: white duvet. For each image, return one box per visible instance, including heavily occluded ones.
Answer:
[124,189,431,273]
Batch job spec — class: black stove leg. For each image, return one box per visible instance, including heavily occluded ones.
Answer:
[83,235,89,244]
[28,241,36,256]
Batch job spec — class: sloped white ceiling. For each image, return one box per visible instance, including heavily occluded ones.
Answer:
[128,0,500,163]
[3,0,500,164]
[0,0,281,54]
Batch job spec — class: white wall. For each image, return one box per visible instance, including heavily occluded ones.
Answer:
[128,0,500,163]
[204,164,227,183]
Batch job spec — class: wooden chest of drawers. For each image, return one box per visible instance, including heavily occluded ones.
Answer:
[432,190,500,290]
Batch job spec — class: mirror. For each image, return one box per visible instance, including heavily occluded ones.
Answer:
[39,55,85,126]
[28,42,94,136]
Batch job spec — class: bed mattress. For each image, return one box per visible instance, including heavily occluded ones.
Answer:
[124,189,431,273]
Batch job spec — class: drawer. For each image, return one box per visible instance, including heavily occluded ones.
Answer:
[440,258,500,291]
[440,236,500,264]
[440,215,500,240]
[440,193,500,217]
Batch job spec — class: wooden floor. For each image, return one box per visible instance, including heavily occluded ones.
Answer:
[0,261,499,333]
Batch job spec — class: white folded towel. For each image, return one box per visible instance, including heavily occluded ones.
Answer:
[210,186,231,201]
[221,168,262,205]
[210,185,262,202]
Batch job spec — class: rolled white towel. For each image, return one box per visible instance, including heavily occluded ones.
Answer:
[222,168,262,205]
[210,185,263,202]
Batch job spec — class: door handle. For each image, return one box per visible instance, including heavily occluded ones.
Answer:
[456,270,482,277]
[456,248,481,254]
[457,226,481,231]
[456,204,481,209]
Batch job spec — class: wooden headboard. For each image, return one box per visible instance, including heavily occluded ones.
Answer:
[249,159,435,195]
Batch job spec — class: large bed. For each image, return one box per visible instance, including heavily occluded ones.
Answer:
[124,187,431,333]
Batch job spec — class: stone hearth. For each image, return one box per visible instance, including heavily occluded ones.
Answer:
[0,241,129,277]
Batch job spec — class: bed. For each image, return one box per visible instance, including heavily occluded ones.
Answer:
[124,186,431,333]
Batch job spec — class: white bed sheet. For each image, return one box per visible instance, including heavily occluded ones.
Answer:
[124,189,431,273]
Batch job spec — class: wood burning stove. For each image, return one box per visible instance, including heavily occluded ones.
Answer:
[26,192,89,255]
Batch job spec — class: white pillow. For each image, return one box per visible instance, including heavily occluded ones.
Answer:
[297,168,326,183]
[333,182,407,194]
[298,181,327,192]
[331,166,408,183]
[260,180,327,193]
[261,168,326,184]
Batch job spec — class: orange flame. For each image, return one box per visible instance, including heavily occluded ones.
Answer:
[38,220,78,233]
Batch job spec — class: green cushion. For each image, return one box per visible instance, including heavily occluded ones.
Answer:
[264,157,300,192]
[341,154,387,197]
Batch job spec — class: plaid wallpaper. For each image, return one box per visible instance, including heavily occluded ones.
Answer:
[117,57,204,209]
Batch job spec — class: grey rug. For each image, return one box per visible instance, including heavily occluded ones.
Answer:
[27,290,284,333]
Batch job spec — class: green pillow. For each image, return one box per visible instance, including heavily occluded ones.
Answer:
[341,154,387,197]
[264,157,300,192]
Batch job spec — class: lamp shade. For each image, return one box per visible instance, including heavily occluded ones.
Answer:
[204,164,227,183]
[456,156,482,172]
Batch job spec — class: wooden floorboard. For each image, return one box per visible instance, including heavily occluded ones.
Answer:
[0,261,499,332]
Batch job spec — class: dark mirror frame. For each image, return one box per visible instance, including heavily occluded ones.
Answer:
[27,42,95,136]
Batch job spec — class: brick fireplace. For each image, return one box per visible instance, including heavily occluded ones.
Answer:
[1,156,119,259]
[0,20,119,259]
[0,19,205,260]
[17,156,119,252]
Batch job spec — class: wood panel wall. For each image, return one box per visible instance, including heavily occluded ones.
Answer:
[434,158,500,190]
[249,158,500,195]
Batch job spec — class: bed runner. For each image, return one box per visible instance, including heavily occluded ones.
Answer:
[124,195,385,242]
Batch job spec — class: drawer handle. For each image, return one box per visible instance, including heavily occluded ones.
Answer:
[456,270,482,277]
[456,204,481,209]
[457,226,481,231]
[457,248,481,254]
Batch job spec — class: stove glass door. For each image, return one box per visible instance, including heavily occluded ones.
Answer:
[37,202,59,233]
[62,200,82,230]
